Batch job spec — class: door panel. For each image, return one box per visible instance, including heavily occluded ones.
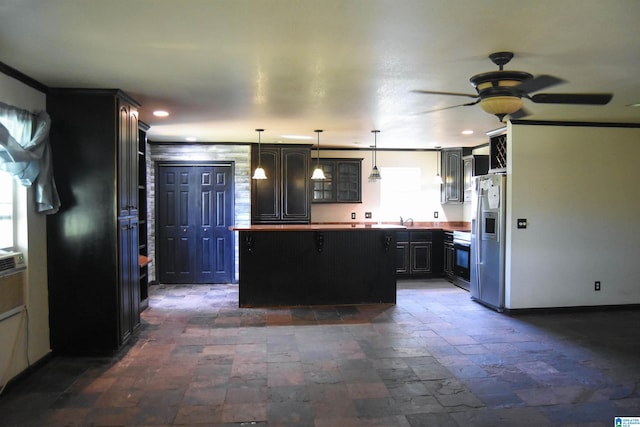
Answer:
[158,163,233,284]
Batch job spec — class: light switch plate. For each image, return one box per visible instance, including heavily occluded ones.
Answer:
[517,218,527,229]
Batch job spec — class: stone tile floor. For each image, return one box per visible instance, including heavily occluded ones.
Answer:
[0,279,639,426]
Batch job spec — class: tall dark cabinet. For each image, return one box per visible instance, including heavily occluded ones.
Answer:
[251,144,311,224]
[47,89,141,355]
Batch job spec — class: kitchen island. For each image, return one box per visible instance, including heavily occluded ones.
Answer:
[231,224,403,307]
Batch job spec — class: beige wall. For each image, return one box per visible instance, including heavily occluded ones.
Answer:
[0,73,50,387]
[505,122,640,308]
[311,149,464,224]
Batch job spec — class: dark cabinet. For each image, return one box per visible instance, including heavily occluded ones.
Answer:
[251,145,311,224]
[46,89,141,355]
[463,155,489,202]
[443,231,454,279]
[312,158,362,203]
[441,148,464,204]
[397,230,440,276]
[488,127,507,173]
[118,216,140,344]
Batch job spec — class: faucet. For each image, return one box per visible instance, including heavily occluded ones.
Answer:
[400,216,413,226]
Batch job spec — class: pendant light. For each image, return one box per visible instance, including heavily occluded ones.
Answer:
[311,129,326,180]
[252,128,267,180]
[434,150,443,184]
[368,130,381,182]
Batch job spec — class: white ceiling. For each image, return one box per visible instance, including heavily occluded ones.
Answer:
[1,0,639,149]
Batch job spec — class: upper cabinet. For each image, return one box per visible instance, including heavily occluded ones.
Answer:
[251,144,311,224]
[312,158,362,203]
[488,127,507,173]
[441,148,464,204]
[118,102,139,218]
[463,154,489,202]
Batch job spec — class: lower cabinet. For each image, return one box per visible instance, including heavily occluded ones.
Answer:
[118,217,141,345]
[443,231,455,279]
[397,230,442,277]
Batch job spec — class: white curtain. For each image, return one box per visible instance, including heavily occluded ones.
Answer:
[0,101,60,214]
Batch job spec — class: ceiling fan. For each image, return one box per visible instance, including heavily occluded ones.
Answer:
[413,51,613,122]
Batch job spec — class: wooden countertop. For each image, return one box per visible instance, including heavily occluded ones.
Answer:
[230,224,406,231]
[230,221,471,232]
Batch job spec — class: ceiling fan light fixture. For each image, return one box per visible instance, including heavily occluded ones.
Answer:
[479,96,523,121]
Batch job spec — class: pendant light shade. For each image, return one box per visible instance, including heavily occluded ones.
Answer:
[368,130,381,182]
[311,129,326,180]
[252,128,267,180]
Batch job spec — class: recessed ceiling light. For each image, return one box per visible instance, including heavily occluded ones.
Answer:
[461,130,474,135]
[185,137,197,142]
[153,110,169,117]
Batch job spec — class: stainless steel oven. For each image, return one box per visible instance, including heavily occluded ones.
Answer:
[453,231,471,285]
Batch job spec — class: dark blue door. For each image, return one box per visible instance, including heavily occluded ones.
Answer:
[157,163,234,284]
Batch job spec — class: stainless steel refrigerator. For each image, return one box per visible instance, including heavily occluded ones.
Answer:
[470,174,506,311]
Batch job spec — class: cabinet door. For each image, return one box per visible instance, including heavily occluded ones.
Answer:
[251,147,280,223]
[444,242,454,277]
[128,108,139,217]
[411,242,432,274]
[117,102,139,217]
[118,217,140,345]
[463,157,473,203]
[396,242,410,275]
[441,149,463,204]
[337,161,361,202]
[281,147,310,222]
[118,104,130,217]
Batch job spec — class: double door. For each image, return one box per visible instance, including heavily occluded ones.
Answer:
[157,163,234,284]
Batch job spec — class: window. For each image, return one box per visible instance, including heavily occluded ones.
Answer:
[380,167,421,219]
[0,171,13,249]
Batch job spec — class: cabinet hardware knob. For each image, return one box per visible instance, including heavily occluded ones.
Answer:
[203,228,208,232]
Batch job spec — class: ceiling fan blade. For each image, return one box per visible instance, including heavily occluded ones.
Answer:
[508,107,530,120]
[413,99,480,115]
[516,75,566,94]
[412,89,479,99]
[530,93,613,105]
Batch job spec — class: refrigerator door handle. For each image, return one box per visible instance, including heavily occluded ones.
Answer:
[474,181,483,296]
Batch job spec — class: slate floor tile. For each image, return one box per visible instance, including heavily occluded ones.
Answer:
[1,279,639,427]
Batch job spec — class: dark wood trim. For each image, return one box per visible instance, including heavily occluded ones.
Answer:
[0,61,48,93]
[47,88,140,107]
[511,119,640,128]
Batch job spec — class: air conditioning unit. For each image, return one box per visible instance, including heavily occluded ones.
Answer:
[0,251,26,322]
[0,251,26,276]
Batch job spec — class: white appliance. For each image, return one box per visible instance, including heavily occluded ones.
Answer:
[470,174,506,311]
[0,250,27,321]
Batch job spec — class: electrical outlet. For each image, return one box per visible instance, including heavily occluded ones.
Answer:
[595,281,601,291]
[351,212,356,220]
[517,218,528,229]
[434,211,439,218]
[365,212,372,219]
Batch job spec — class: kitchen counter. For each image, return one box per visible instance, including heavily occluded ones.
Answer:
[234,225,398,307]
[230,221,470,232]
